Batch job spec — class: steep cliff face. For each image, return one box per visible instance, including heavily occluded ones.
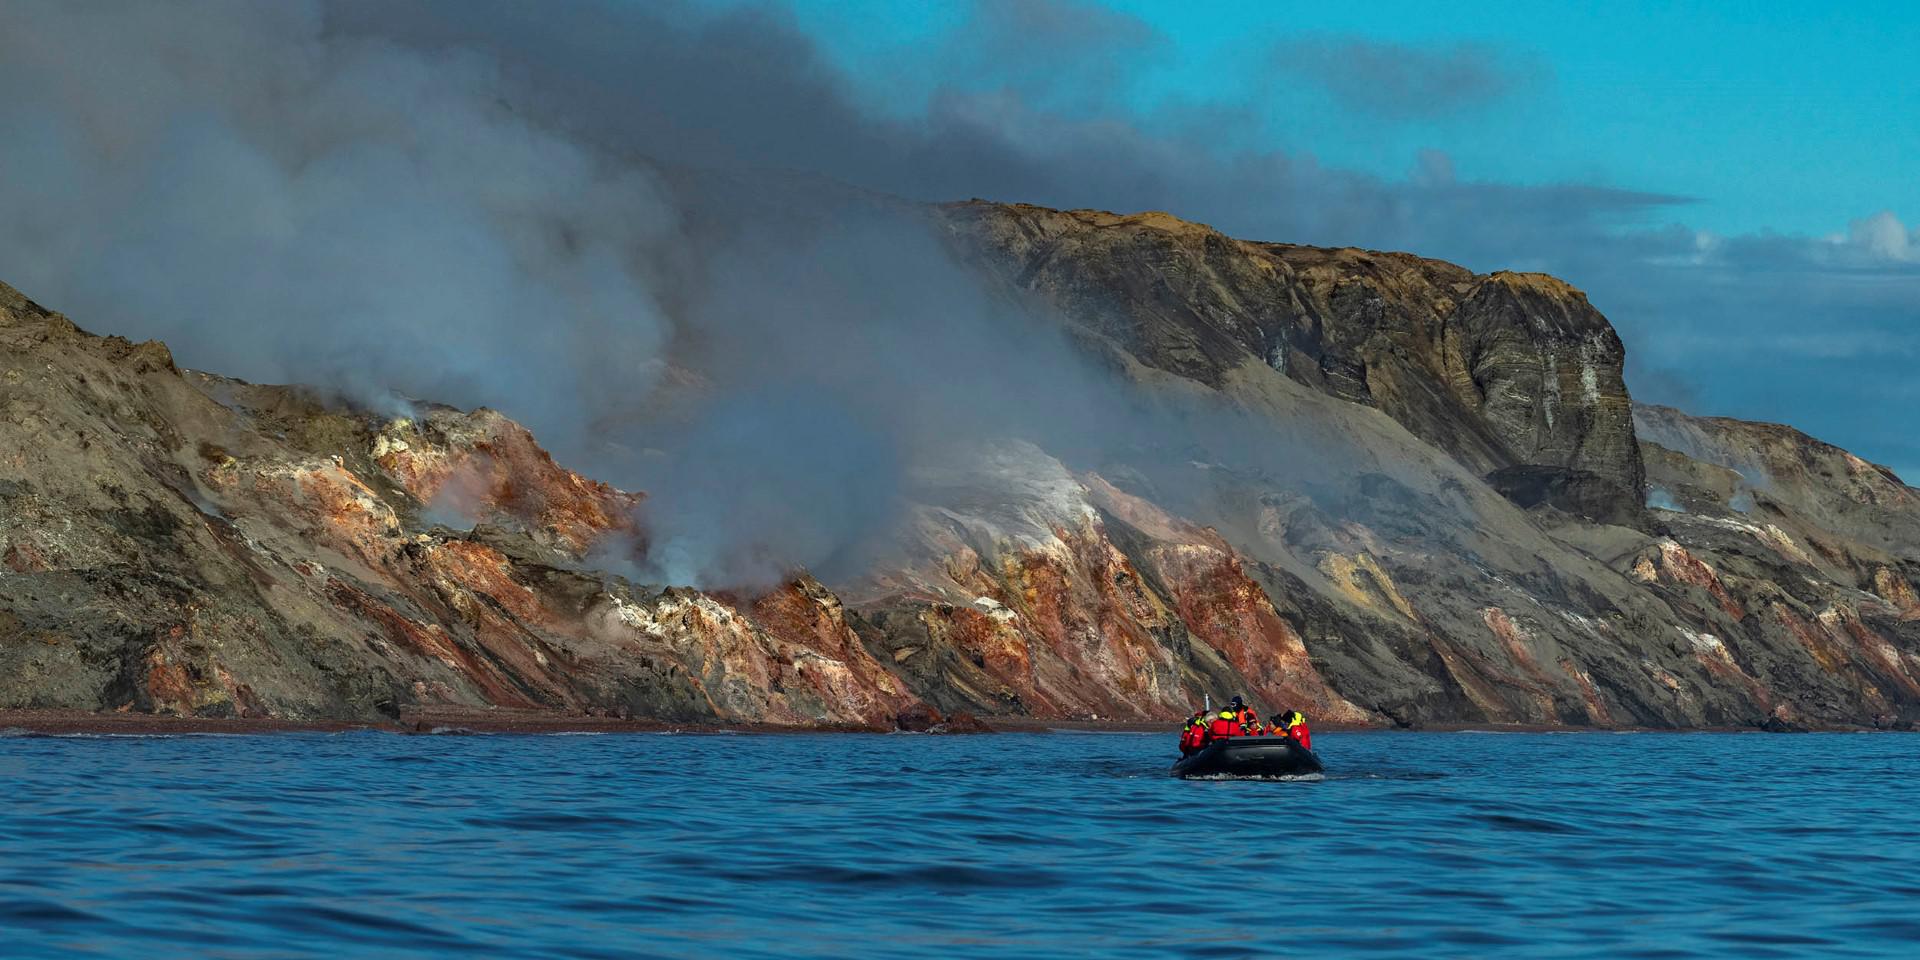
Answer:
[1628,404,1920,725]
[939,202,1643,522]
[1635,403,1920,552]
[6,198,1919,731]
[879,203,1915,729]
[842,441,1369,723]
[0,281,915,725]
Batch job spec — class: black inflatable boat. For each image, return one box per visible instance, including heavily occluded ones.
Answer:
[1171,736,1322,779]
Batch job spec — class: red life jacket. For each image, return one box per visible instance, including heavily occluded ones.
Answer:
[1208,714,1240,739]
[1179,722,1205,754]
[1287,723,1312,751]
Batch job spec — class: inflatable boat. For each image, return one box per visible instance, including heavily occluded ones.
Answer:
[1171,736,1322,779]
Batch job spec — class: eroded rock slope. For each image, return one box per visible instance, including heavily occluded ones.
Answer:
[5,200,1919,729]
[0,281,913,725]
[940,202,1644,523]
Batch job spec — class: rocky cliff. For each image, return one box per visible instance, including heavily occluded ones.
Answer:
[939,202,1644,524]
[0,281,914,726]
[5,201,1919,730]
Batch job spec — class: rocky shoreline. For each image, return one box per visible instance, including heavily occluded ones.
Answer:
[0,707,995,737]
[5,708,1904,738]
[0,709,870,737]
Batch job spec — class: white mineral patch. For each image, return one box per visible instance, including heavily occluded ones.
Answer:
[1579,336,1606,404]
[1879,643,1908,670]
[1688,515,1814,566]
[971,596,1019,623]
[1542,355,1560,429]
[1556,610,1610,638]
[1680,629,1726,655]
[606,595,659,635]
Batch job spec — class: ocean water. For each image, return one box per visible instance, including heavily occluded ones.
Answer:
[1,729,1915,959]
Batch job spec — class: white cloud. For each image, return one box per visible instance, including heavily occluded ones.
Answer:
[1847,211,1916,262]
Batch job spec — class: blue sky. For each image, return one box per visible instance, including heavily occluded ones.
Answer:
[768,0,1919,238]
[671,0,1920,477]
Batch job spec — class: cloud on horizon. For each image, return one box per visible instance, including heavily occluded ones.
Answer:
[1845,211,1920,263]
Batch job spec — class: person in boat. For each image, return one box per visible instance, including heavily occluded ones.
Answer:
[1178,711,1208,755]
[1277,709,1312,750]
[1230,695,1258,733]
[1205,707,1242,742]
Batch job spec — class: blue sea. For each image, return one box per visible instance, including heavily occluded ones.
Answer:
[2,729,1915,958]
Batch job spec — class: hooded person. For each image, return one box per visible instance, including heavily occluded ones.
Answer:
[1178,710,1208,755]
[1229,695,1258,733]
[1279,709,1313,750]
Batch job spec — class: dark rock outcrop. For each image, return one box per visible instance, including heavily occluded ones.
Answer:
[1486,464,1644,526]
[939,202,1643,520]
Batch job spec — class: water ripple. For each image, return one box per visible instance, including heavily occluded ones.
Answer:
[2,731,1917,958]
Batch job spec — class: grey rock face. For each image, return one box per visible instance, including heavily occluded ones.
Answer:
[939,202,1644,519]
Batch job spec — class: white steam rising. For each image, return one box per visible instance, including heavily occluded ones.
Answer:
[0,1,672,450]
[0,0,1150,589]
[0,0,1531,589]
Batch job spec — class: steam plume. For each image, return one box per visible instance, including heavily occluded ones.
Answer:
[4,0,1914,585]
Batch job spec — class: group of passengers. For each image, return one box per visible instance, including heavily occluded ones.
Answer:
[1177,696,1311,755]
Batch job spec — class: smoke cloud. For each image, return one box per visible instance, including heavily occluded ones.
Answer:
[0,1,680,452]
[2,0,1914,586]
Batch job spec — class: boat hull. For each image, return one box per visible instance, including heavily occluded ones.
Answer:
[1170,736,1322,779]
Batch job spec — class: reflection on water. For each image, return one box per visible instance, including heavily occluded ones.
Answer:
[2,730,1915,958]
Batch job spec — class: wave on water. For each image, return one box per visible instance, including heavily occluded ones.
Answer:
[0,728,252,740]
[1178,771,1327,782]
[1318,770,1449,781]
[2,730,1916,958]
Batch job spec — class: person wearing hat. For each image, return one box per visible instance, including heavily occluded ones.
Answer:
[1178,710,1208,755]
[1278,709,1312,750]
[1230,695,1259,734]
